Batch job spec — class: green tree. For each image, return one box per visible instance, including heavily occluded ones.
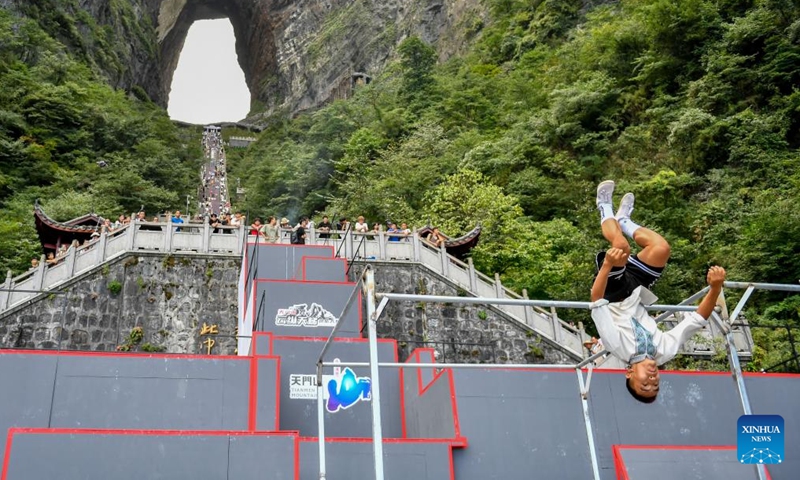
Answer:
[397,36,437,109]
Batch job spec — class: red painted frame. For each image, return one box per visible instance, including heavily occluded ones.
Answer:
[240,243,336,332]
[250,278,364,337]
[612,444,773,480]
[300,256,348,282]
[0,349,283,434]
[398,349,467,447]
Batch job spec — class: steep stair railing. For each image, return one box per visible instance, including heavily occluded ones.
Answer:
[345,232,369,277]
[333,223,353,259]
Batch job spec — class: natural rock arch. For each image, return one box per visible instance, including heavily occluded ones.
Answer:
[146,0,477,123]
[156,0,276,116]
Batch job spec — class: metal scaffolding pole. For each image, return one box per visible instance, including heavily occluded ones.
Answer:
[316,379,327,480]
[577,369,601,480]
[376,292,702,312]
[724,286,768,480]
[322,361,577,369]
[365,268,386,480]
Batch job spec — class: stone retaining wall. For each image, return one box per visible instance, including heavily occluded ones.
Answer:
[0,254,240,355]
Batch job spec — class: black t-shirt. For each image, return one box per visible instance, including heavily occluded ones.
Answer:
[292,226,306,244]
[317,221,332,238]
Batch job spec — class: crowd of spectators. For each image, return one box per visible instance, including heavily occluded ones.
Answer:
[27,127,448,273]
[247,213,446,247]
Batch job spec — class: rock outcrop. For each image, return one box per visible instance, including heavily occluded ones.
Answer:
[7,0,484,124]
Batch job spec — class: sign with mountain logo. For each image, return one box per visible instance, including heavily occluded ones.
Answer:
[275,303,339,328]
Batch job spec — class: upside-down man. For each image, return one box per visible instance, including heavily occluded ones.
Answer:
[590,180,726,403]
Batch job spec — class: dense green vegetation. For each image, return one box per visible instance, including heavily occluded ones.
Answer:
[227,0,800,371]
[0,8,200,274]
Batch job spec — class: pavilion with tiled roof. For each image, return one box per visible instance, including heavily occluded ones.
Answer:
[33,200,103,254]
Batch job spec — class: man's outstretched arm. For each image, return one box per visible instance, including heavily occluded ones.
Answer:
[656,266,726,364]
[696,266,726,319]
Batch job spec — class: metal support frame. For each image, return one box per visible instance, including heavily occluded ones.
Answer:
[314,280,800,480]
[364,268,386,480]
[725,286,768,480]
[577,368,602,480]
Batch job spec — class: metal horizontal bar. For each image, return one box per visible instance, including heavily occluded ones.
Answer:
[0,289,67,294]
[723,281,800,292]
[321,361,577,370]
[376,293,700,312]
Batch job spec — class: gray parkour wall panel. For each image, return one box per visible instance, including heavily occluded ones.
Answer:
[271,337,403,438]
[49,355,252,431]
[589,371,743,480]
[618,447,763,480]
[0,354,58,458]
[245,244,334,282]
[253,280,362,338]
[450,369,593,480]
[298,439,453,480]
[4,431,297,480]
[256,357,281,431]
[401,350,459,441]
[302,257,347,282]
[745,375,799,480]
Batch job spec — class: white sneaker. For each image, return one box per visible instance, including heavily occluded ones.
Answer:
[616,193,635,220]
[596,180,615,207]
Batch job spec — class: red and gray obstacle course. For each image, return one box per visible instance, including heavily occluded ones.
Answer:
[0,241,796,479]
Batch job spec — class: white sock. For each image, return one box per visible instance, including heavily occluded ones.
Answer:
[619,217,641,238]
[599,204,615,224]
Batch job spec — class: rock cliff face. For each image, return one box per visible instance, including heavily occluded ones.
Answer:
[7,0,484,123]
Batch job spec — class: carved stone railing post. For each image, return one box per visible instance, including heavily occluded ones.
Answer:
[494,273,503,298]
[65,246,77,277]
[97,231,108,263]
[164,218,174,251]
[467,258,478,293]
[34,255,46,291]
[237,224,245,254]
[412,230,421,262]
[378,232,386,260]
[439,244,448,276]
[522,289,532,327]
[550,306,562,343]
[345,230,354,259]
[126,224,136,250]
[202,219,210,253]
[1,270,12,309]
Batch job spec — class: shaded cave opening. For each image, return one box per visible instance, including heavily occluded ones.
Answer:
[167,18,250,124]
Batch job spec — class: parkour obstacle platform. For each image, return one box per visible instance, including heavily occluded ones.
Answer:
[0,241,797,480]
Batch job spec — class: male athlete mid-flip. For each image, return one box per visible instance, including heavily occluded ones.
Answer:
[589,180,726,403]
